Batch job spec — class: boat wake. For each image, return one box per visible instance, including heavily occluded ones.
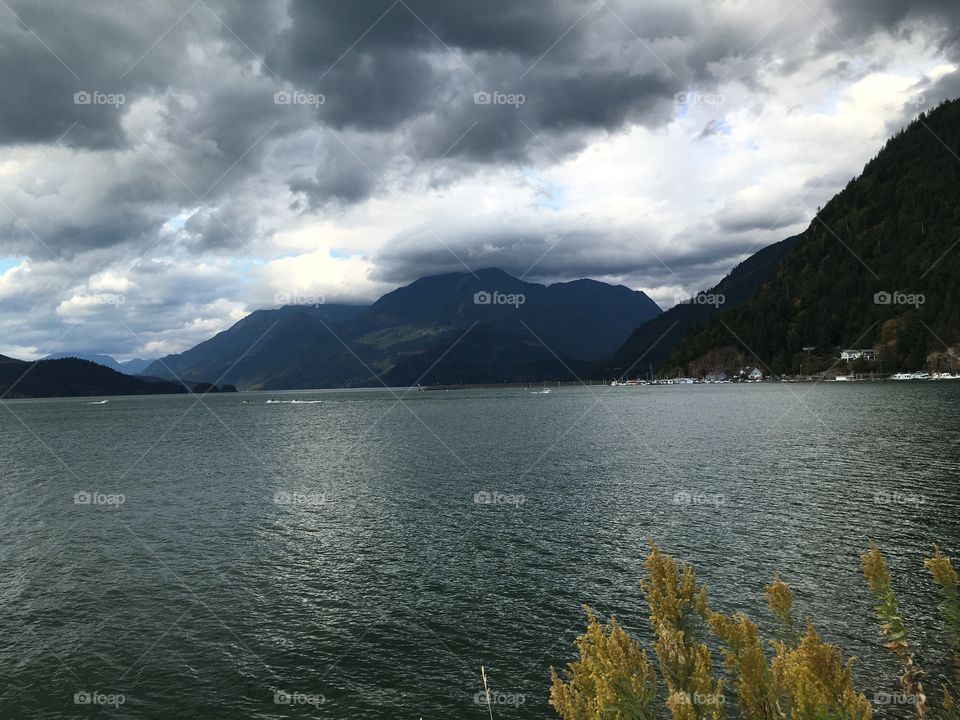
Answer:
[265,399,324,404]
[87,400,109,405]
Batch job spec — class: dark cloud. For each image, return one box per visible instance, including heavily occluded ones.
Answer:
[715,205,808,235]
[0,1,283,148]
[828,0,960,49]
[370,224,786,296]
[0,0,957,357]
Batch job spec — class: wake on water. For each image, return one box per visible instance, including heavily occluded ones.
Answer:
[265,399,324,404]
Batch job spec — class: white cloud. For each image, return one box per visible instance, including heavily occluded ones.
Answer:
[0,0,956,357]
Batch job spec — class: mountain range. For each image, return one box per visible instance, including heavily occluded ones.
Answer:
[11,99,960,396]
[143,268,662,389]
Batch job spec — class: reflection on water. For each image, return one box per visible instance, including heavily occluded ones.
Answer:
[0,384,958,717]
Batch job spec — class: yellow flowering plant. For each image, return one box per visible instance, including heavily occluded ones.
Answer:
[550,606,657,719]
[550,543,958,720]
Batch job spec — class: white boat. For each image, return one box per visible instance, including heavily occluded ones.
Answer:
[891,372,932,380]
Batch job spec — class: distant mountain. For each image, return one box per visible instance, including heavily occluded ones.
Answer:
[144,269,662,389]
[42,352,153,375]
[0,356,237,399]
[600,234,803,378]
[669,98,960,376]
[119,358,153,374]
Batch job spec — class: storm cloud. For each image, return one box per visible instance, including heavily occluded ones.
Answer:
[0,0,957,358]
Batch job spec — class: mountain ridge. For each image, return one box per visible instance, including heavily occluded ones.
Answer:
[600,233,804,377]
[0,356,236,399]
[144,269,662,389]
[667,99,960,376]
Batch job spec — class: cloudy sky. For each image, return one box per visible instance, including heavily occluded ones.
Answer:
[1,0,958,360]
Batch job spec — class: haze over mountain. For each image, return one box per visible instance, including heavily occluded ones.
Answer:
[41,353,152,375]
[144,269,661,389]
[601,234,803,378]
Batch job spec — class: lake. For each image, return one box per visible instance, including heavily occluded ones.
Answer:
[1,383,958,718]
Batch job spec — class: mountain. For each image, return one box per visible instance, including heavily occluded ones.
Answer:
[0,356,236,399]
[600,233,803,378]
[143,304,372,389]
[144,268,662,389]
[42,352,153,375]
[668,99,960,376]
[119,358,153,374]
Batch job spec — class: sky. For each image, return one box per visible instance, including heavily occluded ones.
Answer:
[0,0,959,361]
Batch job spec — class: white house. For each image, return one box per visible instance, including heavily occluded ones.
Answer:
[840,349,877,362]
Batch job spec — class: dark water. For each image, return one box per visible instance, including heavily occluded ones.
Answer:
[1,383,958,718]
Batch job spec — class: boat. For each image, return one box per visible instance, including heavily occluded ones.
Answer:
[890,372,932,380]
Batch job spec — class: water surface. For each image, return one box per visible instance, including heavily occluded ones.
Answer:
[1,383,958,718]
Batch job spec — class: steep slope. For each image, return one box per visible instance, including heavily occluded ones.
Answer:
[145,304,370,387]
[601,233,803,378]
[144,269,661,389]
[669,99,960,375]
